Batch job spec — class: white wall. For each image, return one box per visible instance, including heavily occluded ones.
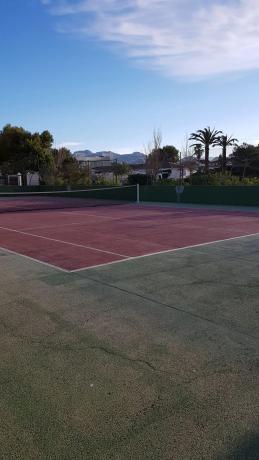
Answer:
[26,172,40,186]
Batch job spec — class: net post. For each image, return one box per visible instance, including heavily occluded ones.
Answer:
[175,185,184,203]
[136,184,140,204]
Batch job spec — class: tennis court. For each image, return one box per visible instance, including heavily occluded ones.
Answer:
[1,186,259,271]
[0,186,259,459]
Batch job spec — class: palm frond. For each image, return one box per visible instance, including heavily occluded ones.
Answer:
[217,134,238,147]
[189,127,222,145]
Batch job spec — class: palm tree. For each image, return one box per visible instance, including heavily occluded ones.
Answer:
[191,143,204,161]
[189,127,222,174]
[217,135,238,173]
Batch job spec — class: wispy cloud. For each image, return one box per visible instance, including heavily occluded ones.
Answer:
[42,0,259,79]
[56,141,84,149]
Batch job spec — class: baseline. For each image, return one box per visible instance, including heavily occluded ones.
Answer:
[71,231,259,272]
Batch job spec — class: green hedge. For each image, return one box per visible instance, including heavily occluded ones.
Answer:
[140,185,259,207]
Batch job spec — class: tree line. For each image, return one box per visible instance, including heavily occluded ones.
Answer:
[1,124,259,186]
[189,127,259,179]
[0,124,91,185]
[0,124,133,185]
[145,127,259,182]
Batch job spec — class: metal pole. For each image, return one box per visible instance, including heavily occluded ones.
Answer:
[136,183,140,203]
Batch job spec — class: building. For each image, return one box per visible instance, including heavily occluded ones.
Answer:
[0,172,40,186]
[77,156,114,170]
[130,163,193,180]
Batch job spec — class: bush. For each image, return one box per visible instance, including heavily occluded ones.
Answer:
[240,177,259,185]
[189,173,259,186]
[156,178,182,186]
[92,177,118,186]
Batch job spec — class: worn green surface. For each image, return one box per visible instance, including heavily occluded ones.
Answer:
[0,237,259,459]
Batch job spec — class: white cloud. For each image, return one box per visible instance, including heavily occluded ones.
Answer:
[42,0,259,79]
[56,141,84,149]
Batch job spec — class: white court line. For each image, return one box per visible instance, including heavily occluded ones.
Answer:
[58,211,118,219]
[0,245,69,272]
[1,226,259,274]
[0,225,129,258]
[70,231,259,272]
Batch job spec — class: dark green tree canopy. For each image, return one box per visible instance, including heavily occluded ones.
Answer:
[52,147,76,171]
[40,130,54,149]
[159,145,179,165]
[0,124,54,173]
[230,143,259,177]
[148,145,179,169]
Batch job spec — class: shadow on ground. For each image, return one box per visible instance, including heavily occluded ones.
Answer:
[217,431,259,460]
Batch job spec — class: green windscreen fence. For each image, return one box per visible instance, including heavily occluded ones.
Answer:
[140,185,259,207]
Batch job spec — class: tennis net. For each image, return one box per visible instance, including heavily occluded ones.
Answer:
[0,185,139,213]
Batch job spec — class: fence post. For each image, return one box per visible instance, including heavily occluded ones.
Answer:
[17,173,22,187]
[136,184,140,203]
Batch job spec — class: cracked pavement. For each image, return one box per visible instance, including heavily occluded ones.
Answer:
[0,236,259,459]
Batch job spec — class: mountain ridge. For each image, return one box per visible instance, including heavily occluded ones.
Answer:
[74,150,146,164]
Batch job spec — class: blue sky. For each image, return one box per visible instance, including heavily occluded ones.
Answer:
[1,0,259,155]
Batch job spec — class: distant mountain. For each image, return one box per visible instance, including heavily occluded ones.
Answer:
[96,151,119,160]
[74,149,146,164]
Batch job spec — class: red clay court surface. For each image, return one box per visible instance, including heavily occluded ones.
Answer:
[1,203,259,272]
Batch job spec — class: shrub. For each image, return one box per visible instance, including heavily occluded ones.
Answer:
[189,173,259,186]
